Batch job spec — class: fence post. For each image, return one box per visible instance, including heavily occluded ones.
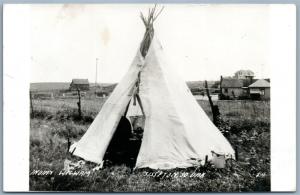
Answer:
[219,75,223,99]
[30,91,34,117]
[77,88,82,119]
[67,137,71,152]
[205,80,220,126]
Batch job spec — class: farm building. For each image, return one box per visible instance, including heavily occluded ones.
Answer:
[220,79,248,99]
[248,79,270,100]
[220,76,270,100]
[69,79,90,91]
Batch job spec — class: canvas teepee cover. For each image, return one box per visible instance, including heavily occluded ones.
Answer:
[70,13,235,170]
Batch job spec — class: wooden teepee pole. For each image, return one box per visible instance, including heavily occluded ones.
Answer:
[139,5,164,58]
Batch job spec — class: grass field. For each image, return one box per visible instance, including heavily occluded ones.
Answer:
[30,97,270,192]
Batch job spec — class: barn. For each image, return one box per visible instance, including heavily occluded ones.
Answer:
[69,79,90,91]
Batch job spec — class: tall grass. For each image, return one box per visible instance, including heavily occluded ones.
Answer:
[198,100,270,122]
[30,98,270,192]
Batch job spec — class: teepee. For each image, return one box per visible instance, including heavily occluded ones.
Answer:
[70,7,235,169]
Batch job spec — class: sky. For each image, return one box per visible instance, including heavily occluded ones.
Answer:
[30,4,271,83]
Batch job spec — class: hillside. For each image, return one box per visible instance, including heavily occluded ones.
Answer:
[30,82,117,92]
[30,82,70,92]
[30,81,218,93]
[186,80,216,89]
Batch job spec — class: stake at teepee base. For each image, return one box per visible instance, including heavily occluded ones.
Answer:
[69,6,235,170]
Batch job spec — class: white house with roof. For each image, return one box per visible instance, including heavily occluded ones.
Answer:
[248,79,270,100]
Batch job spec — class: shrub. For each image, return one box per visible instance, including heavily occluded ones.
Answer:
[31,110,53,119]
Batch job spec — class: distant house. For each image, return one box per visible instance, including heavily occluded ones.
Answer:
[220,79,245,98]
[220,75,270,100]
[69,79,90,91]
[234,70,254,79]
[248,79,270,100]
[220,69,270,100]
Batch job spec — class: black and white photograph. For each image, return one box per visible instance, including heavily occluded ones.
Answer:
[3,3,296,192]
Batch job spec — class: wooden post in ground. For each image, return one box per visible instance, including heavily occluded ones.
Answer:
[67,137,71,152]
[30,91,34,117]
[77,88,82,119]
[219,76,223,98]
[205,80,220,126]
[66,125,71,153]
[235,146,238,161]
[205,155,208,165]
